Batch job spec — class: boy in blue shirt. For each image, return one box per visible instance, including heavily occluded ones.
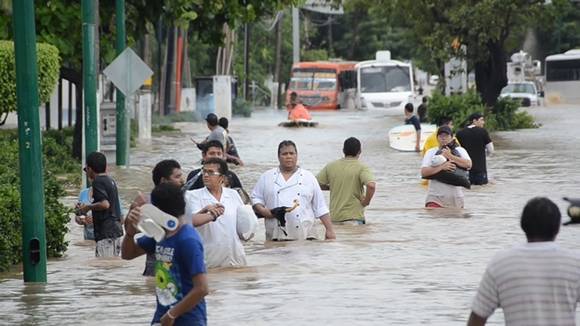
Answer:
[122,183,209,326]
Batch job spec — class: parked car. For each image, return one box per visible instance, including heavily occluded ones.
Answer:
[499,81,541,106]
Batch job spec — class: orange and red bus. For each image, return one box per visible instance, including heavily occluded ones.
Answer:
[286,61,357,110]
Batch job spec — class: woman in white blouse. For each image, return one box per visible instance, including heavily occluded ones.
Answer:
[185,157,246,268]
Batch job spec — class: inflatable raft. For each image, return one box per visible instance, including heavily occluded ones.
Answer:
[278,119,319,127]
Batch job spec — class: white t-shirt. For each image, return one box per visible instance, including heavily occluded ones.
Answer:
[251,167,329,240]
[184,187,246,268]
[472,242,580,326]
[421,146,471,208]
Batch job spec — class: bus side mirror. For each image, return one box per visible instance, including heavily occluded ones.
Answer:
[538,91,544,97]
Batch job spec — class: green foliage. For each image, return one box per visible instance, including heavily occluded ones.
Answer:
[233,98,252,117]
[0,129,76,272]
[0,41,61,115]
[428,90,537,131]
[302,49,329,62]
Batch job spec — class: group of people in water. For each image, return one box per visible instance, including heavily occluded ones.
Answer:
[73,103,580,326]
[403,101,495,208]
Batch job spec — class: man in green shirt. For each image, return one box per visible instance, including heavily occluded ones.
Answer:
[317,137,376,224]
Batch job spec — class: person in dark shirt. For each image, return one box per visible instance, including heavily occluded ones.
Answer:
[417,97,428,123]
[184,140,243,192]
[404,102,422,152]
[79,152,123,257]
[218,117,243,166]
[456,113,494,185]
[128,159,185,276]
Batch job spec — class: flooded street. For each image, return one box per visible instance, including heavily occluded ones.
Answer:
[1,105,580,325]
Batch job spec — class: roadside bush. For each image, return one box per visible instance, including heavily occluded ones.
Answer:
[233,98,252,117]
[0,129,77,272]
[427,90,537,131]
[0,41,61,117]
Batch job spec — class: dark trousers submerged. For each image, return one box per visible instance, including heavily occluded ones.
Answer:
[469,171,488,185]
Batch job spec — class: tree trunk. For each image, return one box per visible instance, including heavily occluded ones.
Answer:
[61,67,83,160]
[475,41,507,107]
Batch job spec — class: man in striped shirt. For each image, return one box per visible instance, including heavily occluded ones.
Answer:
[468,197,580,326]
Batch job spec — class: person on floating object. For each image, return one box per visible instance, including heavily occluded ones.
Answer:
[456,112,494,186]
[122,183,209,326]
[184,158,247,268]
[417,96,428,123]
[218,117,244,166]
[287,91,312,121]
[184,140,243,195]
[467,197,580,326]
[75,186,95,241]
[404,103,421,152]
[78,151,123,257]
[127,159,185,277]
[421,126,472,208]
[317,137,376,225]
[251,140,336,241]
[191,113,228,150]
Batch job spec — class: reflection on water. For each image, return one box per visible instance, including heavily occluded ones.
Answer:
[1,105,580,325]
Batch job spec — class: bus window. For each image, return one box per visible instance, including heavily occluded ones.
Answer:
[546,60,580,82]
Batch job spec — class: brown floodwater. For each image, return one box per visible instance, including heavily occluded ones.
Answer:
[1,104,579,325]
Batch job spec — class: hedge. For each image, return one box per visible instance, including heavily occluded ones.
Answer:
[426,90,537,131]
[0,129,78,272]
[0,40,61,116]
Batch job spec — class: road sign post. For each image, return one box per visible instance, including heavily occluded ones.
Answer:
[12,0,48,283]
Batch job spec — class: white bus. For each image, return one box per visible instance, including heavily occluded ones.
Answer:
[545,49,580,105]
[355,51,416,111]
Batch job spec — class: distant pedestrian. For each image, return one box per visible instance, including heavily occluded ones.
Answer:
[467,197,580,326]
[251,140,335,241]
[122,183,209,326]
[218,117,244,166]
[127,159,185,276]
[191,113,228,149]
[456,113,494,185]
[404,103,421,152]
[317,137,376,225]
[417,97,428,123]
[78,152,123,257]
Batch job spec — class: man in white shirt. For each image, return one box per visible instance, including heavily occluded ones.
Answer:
[468,197,580,326]
[251,140,336,241]
[421,126,472,208]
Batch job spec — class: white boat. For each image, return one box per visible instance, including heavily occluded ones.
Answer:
[388,124,436,152]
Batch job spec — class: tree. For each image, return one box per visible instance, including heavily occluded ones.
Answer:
[389,0,544,106]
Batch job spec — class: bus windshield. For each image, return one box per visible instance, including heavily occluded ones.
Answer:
[360,66,411,93]
[289,69,337,91]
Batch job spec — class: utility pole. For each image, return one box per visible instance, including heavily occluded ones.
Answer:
[292,7,300,64]
[274,12,284,109]
[243,23,250,100]
[82,0,98,155]
[115,0,128,165]
[12,0,47,282]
